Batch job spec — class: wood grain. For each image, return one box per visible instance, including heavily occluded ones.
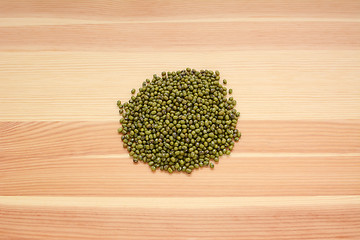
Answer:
[0,0,360,239]
[1,196,359,240]
[0,51,359,121]
[1,155,360,197]
[1,22,360,51]
[1,0,360,20]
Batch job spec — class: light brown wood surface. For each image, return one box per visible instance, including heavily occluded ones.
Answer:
[1,1,360,239]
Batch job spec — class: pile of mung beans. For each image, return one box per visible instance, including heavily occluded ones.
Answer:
[117,68,240,174]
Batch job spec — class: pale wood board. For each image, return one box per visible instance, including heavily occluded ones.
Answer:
[0,1,360,239]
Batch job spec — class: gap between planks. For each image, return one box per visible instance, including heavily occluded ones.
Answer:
[2,17,360,27]
[1,196,360,208]
[75,153,360,159]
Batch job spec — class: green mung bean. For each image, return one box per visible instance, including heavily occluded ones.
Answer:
[117,69,240,174]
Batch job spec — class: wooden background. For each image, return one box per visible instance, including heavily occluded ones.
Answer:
[1,1,360,239]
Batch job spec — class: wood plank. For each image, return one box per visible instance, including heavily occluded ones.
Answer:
[0,22,359,51]
[1,120,359,160]
[0,51,359,121]
[1,121,359,196]
[1,196,359,239]
[1,155,359,196]
[1,0,359,20]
